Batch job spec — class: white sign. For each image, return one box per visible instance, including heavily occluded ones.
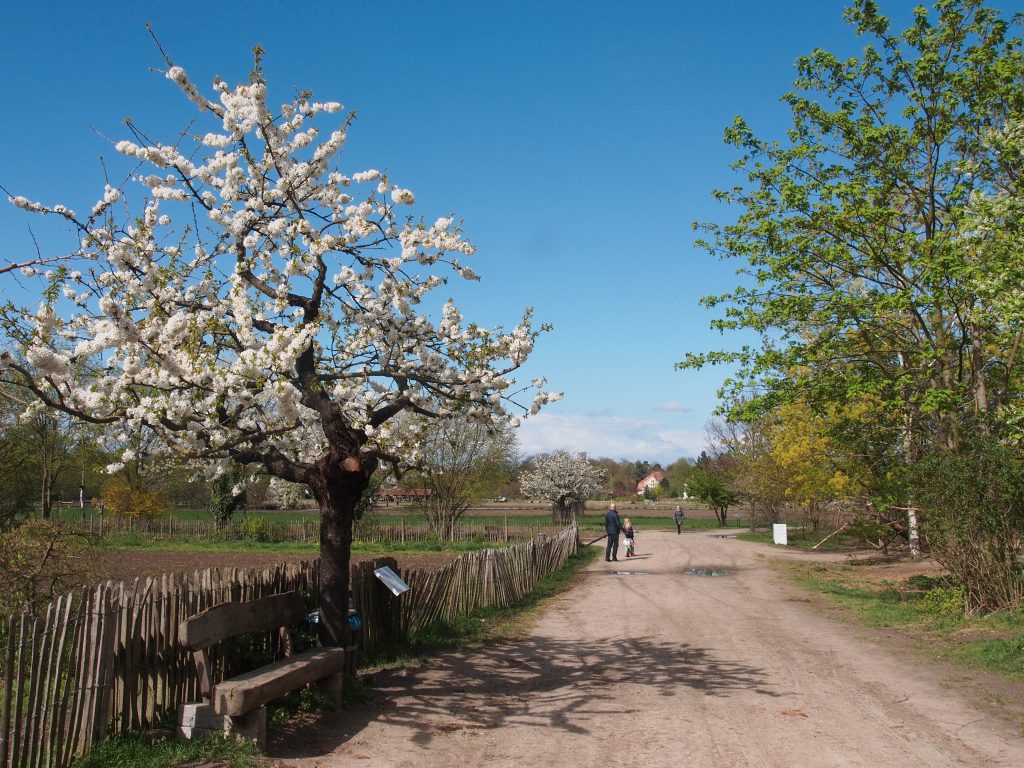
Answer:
[772,524,788,546]
[373,566,410,596]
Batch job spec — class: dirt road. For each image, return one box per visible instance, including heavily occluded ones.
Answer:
[272,530,1024,767]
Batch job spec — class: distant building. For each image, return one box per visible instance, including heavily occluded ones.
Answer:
[636,471,665,495]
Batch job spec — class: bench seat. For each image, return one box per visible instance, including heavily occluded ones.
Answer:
[212,646,347,716]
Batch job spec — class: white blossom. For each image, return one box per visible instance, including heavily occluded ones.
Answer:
[0,55,556,499]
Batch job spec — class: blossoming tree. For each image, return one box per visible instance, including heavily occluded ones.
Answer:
[520,450,606,523]
[0,54,558,644]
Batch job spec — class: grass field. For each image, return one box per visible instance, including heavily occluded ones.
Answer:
[48,499,749,543]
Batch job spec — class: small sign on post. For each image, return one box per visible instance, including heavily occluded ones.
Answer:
[373,566,410,596]
[772,523,788,546]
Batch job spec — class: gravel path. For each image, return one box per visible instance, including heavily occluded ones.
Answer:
[271,530,1024,767]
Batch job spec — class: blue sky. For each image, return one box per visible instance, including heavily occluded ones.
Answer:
[4,1,1021,465]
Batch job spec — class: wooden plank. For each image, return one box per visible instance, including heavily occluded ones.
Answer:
[47,595,74,768]
[211,648,346,717]
[40,597,69,768]
[61,590,91,767]
[0,615,15,768]
[10,613,29,768]
[91,584,115,745]
[25,613,45,768]
[179,592,306,651]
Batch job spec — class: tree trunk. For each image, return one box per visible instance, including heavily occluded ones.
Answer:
[551,499,576,524]
[40,467,53,519]
[309,453,372,647]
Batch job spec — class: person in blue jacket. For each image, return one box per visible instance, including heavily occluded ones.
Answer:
[604,502,624,562]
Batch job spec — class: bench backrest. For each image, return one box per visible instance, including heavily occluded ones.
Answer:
[180,591,307,651]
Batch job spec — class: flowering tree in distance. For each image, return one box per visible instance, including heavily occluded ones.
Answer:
[0,51,559,645]
[520,451,606,523]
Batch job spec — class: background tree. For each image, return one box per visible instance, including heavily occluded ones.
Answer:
[686,467,739,527]
[0,53,557,645]
[590,456,637,498]
[100,480,166,521]
[681,0,1024,554]
[207,464,250,525]
[0,390,36,525]
[664,457,695,498]
[407,416,518,540]
[520,450,607,523]
[27,408,77,518]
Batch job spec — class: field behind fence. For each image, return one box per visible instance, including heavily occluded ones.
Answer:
[0,525,579,768]
[72,513,567,545]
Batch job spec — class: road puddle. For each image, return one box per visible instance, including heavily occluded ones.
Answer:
[713,535,737,539]
[609,571,649,576]
[684,568,731,577]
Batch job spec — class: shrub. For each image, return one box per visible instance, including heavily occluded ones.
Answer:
[101,480,166,520]
[238,516,272,542]
[912,437,1024,614]
[0,520,98,618]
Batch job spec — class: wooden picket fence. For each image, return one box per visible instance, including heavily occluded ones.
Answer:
[0,525,579,768]
[75,514,564,545]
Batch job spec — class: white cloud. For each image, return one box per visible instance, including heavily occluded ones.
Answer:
[656,400,691,413]
[517,412,704,465]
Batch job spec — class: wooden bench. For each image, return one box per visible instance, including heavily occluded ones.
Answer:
[177,591,345,748]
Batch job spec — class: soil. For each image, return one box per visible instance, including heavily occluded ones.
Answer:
[95,550,455,584]
[268,530,1024,768]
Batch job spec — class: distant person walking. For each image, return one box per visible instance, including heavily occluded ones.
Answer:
[604,502,623,562]
[673,505,685,535]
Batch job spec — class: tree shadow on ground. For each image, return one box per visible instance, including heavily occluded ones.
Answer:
[270,633,783,758]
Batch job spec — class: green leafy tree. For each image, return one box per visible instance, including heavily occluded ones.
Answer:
[0,392,35,525]
[207,465,249,524]
[682,0,1024,553]
[664,457,695,498]
[686,467,739,527]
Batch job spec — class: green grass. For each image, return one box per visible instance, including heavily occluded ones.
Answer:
[74,734,266,768]
[736,525,852,550]
[95,532,515,557]
[783,561,1024,681]
[96,533,320,555]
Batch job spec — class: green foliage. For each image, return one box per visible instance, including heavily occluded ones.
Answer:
[921,584,967,621]
[912,436,1024,613]
[0,520,98,617]
[686,468,739,526]
[237,516,273,542]
[684,0,1024,549]
[208,467,248,524]
[267,684,338,728]
[101,480,166,520]
[0,394,36,524]
[74,734,265,768]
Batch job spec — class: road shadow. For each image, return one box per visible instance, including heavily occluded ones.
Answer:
[270,634,782,759]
